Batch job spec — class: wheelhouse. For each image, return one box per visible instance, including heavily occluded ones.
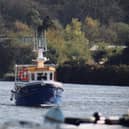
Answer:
[15,64,56,82]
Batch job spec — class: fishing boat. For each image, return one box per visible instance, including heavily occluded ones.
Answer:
[10,18,64,106]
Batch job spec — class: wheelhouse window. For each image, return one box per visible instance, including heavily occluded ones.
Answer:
[37,73,43,80]
[37,72,47,80]
[31,73,35,80]
[50,72,53,80]
[44,73,47,80]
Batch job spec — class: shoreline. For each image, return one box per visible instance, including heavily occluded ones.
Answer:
[1,78,129,87]
[57,65,129,87]
[1,64,129,87]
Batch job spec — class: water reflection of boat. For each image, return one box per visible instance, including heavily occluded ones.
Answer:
[10,17,64,106]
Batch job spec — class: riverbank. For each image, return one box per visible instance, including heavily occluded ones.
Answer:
[1,65,129,86]
[57,64,129,86]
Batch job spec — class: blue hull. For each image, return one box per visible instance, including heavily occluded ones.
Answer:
[14,83,63,106]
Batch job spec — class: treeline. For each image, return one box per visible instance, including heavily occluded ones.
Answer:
[0,0,129,25]
[57,65,129,86]
[0,40,35,78]
[0,0,129,83]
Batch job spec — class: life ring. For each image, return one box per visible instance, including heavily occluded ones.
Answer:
[18,68,29,81]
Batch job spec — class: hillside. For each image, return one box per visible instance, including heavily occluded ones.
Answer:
[0,0,129,25]
[0,0,129,82]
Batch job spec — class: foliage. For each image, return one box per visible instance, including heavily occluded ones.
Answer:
[83,17,100,43]
[13,44,35,64]
[0,0,129,77]
[0,39,35,77]
[0,0,31,22]
[82,17,129,46]
[46,18,90,65]
[0,0,128,25]
[0,40,14,77]
[46,27,67,64]
[107,46,129,65]
[98,26,117,43]
[92,42,124,64]
[15,21,31,32]
[57,64,129,85]
[26,8,42,28]
[109,22,129,45]
[64,18,90,64]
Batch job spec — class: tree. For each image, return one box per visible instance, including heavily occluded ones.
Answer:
[83,17,100,43]
[0,40,14,77]
[46,26,67,64]
[98,25,117,44]
[26,8,42,29]
[64,18,90,64]
[0,38,35,77]
[110,22,129,45]
[46,18,90,65]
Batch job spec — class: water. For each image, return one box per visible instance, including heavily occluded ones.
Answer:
[63,84,129,118]
[0,81,129,129]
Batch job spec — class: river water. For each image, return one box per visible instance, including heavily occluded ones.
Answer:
[0,81,129,129]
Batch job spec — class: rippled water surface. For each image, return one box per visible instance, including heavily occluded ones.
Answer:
[0,81,129,129]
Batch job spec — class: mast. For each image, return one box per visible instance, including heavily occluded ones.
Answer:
[36,28,48,68]
[34,16,52,68]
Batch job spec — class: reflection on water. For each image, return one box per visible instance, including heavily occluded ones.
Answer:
[0,81,129,129]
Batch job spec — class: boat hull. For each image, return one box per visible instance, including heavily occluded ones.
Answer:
[14,82,63,106]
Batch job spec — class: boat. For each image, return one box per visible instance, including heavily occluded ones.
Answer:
[10,17,64,106]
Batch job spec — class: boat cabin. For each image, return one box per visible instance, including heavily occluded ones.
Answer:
[15,64,56,82]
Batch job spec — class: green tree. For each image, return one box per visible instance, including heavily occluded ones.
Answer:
[47,27,67,64]
[64,18,90,64]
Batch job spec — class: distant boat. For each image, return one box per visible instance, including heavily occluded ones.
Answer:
[10,18,64,106]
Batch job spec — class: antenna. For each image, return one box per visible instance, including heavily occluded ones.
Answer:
[34,16,52,52]
[34,16,53,67]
